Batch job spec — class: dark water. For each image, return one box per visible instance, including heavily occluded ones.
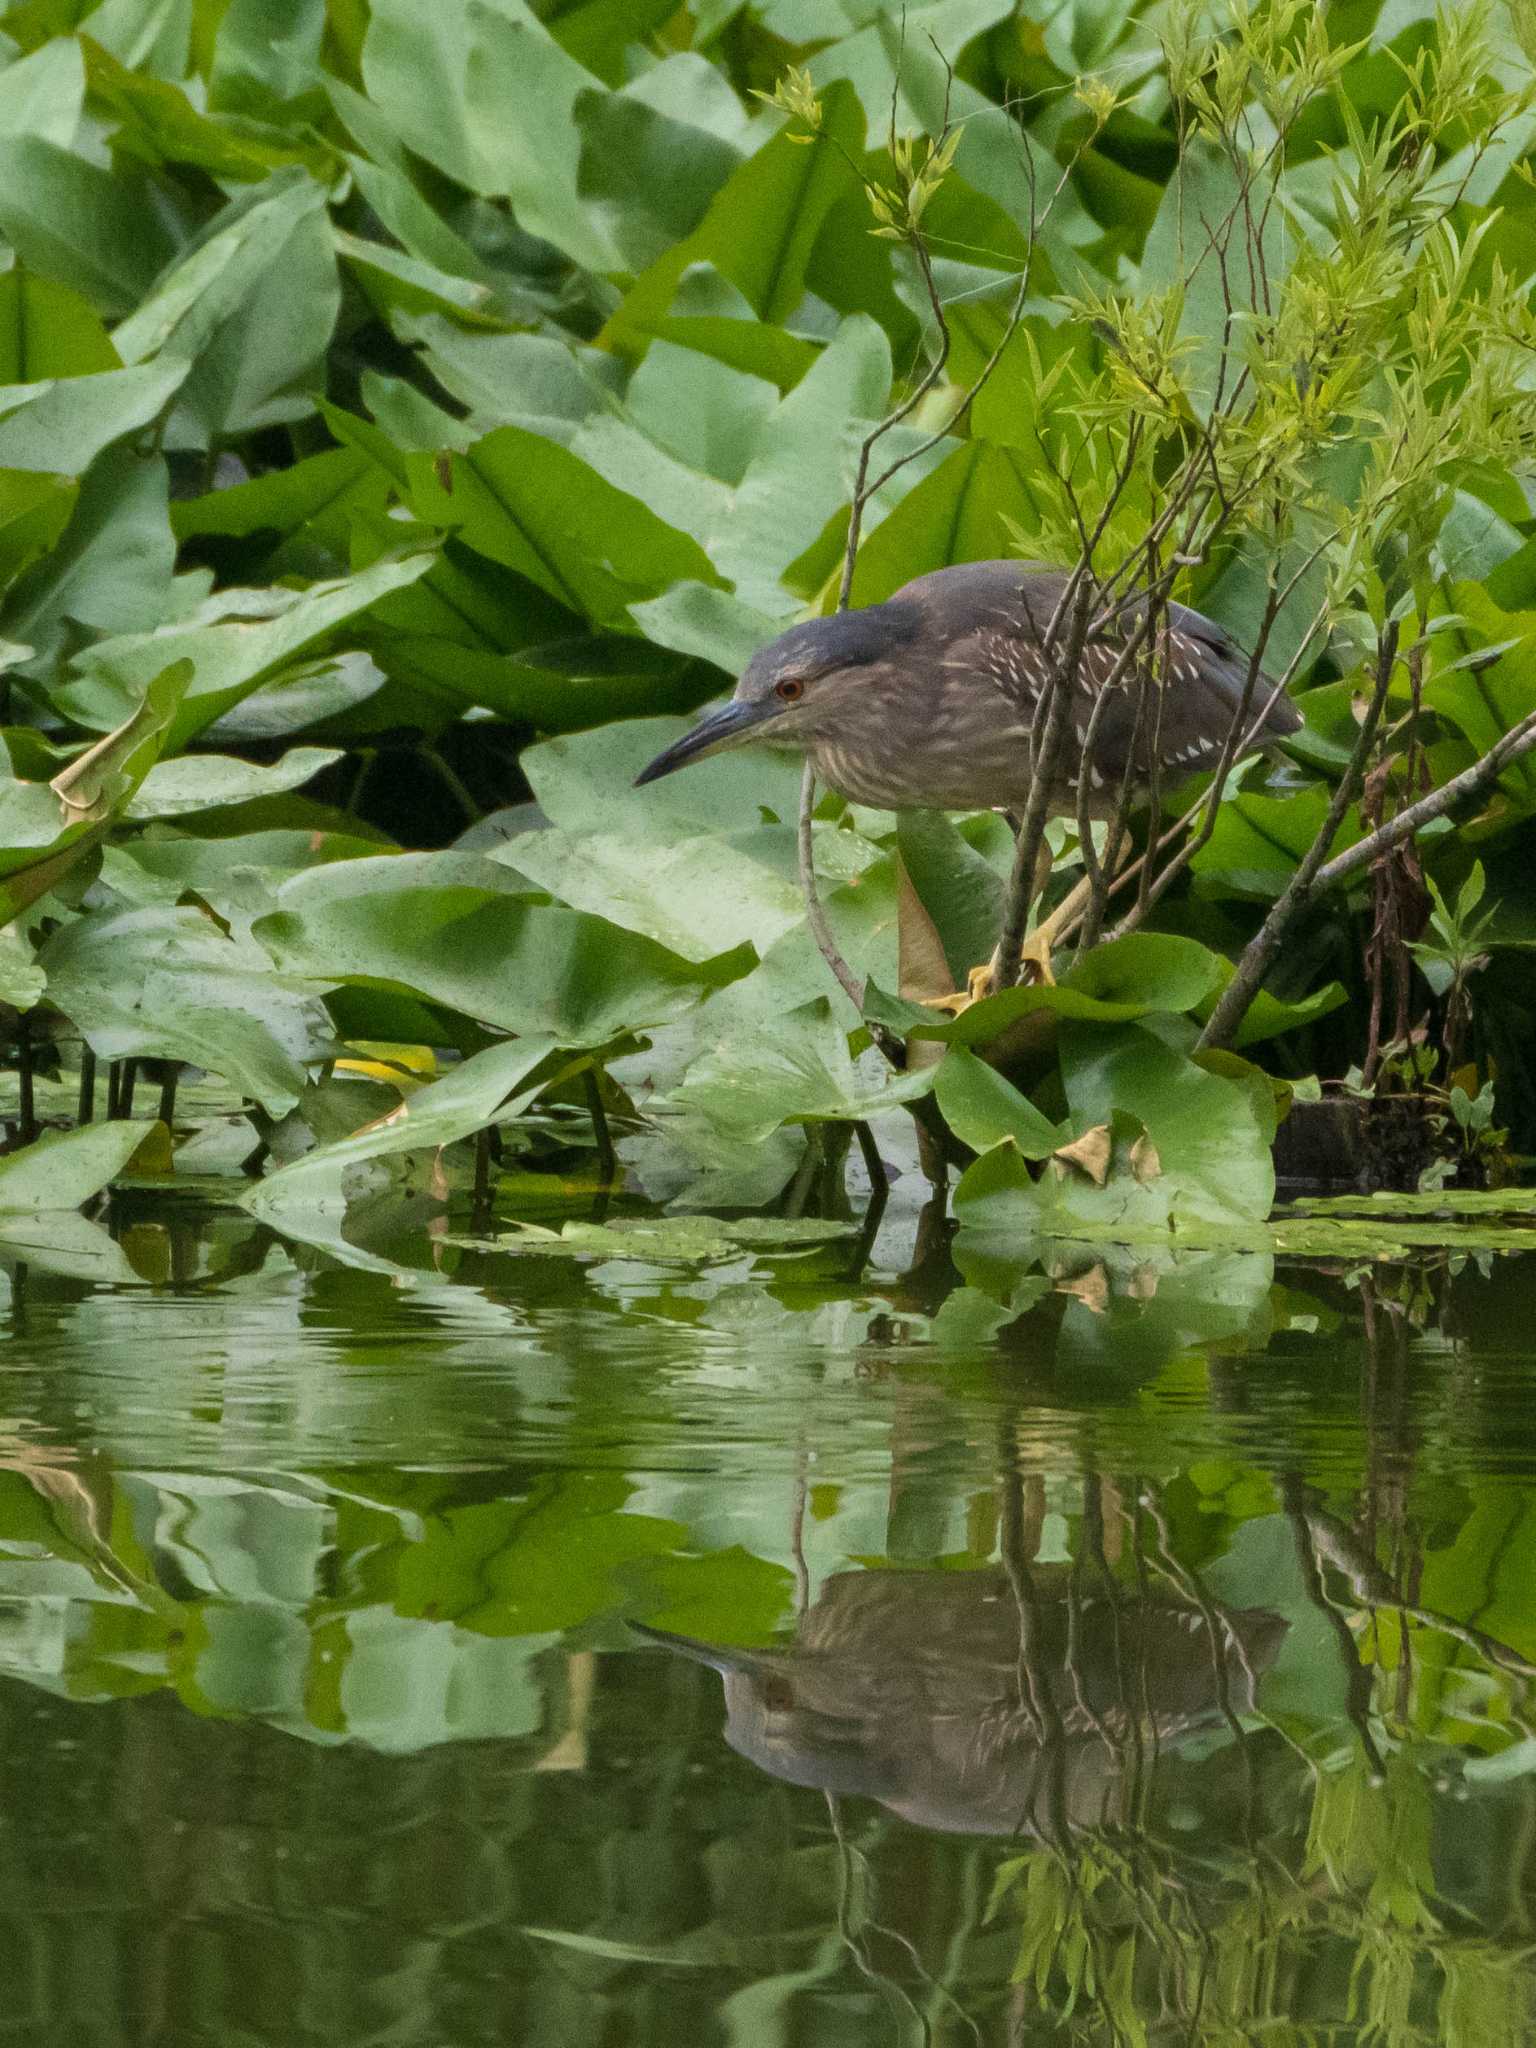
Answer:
[4,1195,1536,2045]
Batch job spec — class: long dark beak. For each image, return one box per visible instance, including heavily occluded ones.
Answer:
[633,698,776,786]
[629,1622,777,1677]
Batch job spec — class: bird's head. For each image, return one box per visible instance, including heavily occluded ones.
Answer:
[634,600,919,786]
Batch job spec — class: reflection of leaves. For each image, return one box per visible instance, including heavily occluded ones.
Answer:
[522,1925,810,1965]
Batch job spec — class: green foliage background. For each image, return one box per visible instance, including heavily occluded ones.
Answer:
[4,0,1536,1227]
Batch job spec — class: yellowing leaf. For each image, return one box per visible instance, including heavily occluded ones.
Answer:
[49,657,191,823]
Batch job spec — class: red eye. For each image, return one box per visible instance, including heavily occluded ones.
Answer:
[775,677,805,703]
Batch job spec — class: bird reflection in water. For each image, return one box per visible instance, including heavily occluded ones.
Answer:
[638,1560,1286,1842]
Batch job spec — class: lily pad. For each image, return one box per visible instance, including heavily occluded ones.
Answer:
[664,998,936,1145]
[953,1017,1277,1237]
[0,1119,157,1211]
[255,852,754,1043]
[444,1214,856,1262]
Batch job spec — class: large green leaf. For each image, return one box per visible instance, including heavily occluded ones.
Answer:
[0,451,177,674]
[1191,788,1365,902]
[0,36,85,147]
[953,1016,1278,1238]
[868,932,1230,1048]
[1426,586,1536,808]
[49,550,436,744]
[0,134,176,315]
[848,439,1044,605]
[496,827,806,963]
[665,996,936,1144]
[83,36,337,181]
[0,469,77,591]
[124,747,343,821]
[207,0,328,116]
[602,79,865,355]
[522,714,805,839]
[40,901,325,1113]
[572,85,742,274]
[244,1034,560,1211]
[374,631,718,731]
[254,852,753,1042]
[335,229,507,326]
[0,1120,150,1212]
[405,427,721,628]
[0,357,187,474]
[168,446,393,577]
[86,0,193,76]
[570,317,891,609]
[0,267,118,380]
[932,1045,1060,1159]
[392,320,625,439]
[360,0,622,272]
[112,166,340,445]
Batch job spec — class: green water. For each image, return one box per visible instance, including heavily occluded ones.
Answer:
[4,1196,1536,2045]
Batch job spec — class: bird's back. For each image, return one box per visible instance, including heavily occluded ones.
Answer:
[891,559,1302,780]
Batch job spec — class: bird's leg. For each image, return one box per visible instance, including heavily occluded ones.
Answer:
[953,878,1096,1004]
[1007,876,1095,986]
[925,844,1075,1013]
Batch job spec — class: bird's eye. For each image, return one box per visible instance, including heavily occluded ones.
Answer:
[775,677,805,703]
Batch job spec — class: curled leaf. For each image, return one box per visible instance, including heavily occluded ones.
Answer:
[49,658,192,824]
[1129,1132,1163,1184]
[1052,1123,1112,1186]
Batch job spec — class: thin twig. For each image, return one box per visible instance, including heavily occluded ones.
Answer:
[798,760,868,1017]
[1199,620,1403,1051]
[1315,699,1536,892]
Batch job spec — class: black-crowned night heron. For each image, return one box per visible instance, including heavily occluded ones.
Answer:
[636,560,1301,988]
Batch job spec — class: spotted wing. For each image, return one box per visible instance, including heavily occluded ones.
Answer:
[894,561,1299,787]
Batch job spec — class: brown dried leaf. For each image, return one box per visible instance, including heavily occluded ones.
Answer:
[1129,1132,1162,1184]
[1052,1123,1112,1186]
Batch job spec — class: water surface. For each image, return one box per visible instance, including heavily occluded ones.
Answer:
[2,1196,1535,2045]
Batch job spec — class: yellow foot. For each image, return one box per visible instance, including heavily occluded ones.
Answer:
[919,938,1056,1016]
[1014,929,1057,988]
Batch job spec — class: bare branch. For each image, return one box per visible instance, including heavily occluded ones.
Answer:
[1198,619,1404,1052]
